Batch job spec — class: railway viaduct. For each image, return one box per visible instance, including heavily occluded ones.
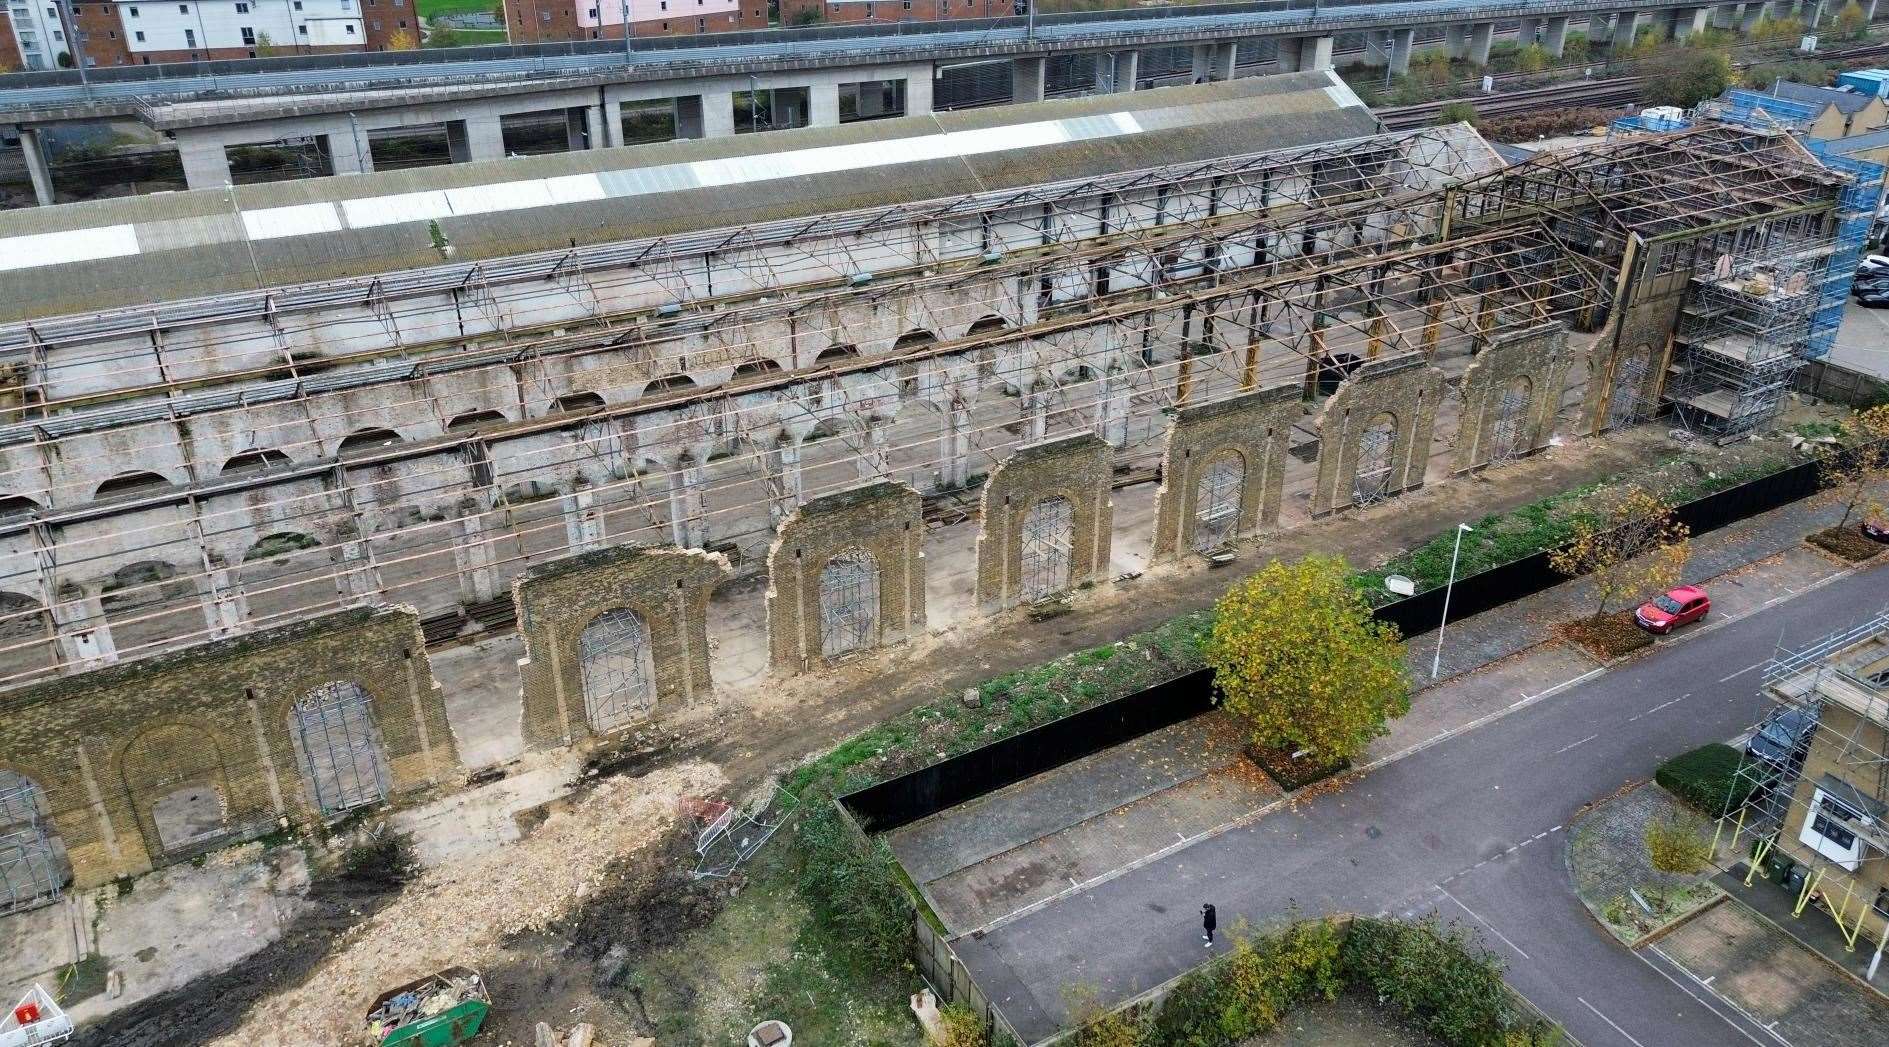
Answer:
[0,0,1872,202]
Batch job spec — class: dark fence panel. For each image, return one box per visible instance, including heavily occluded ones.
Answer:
[845,450,1853,834]
[843,667,1214,833]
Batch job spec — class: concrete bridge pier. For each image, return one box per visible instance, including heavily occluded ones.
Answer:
[1612,9,1647,48]
[1712,3,1739,28]
[1104,49,1140,92]
[1544,16,1571,56]
[177,134,234,190]
[1388,27,1415,74]
[1444,24,1468,58]
[1518,16,1542,44]
[1739,1,1769,31]
[1190,40,1237,82]
[446,114,505,163]
[1275,35,1334,72]
[1363,28,1390,67]
[17,127,54,207]
[907,69,935,115]
[1803,0,1826,24]
[1467,22,1494,64]
[1673,6,1713,38]
[1012,55,1048,102]
[811,82,841,126]
[565,108,592,152]
[674,92,736,139]
[322,119,374,176]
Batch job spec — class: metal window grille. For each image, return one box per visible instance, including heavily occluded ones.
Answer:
[579,608,656,733]
[1193,454,1244,552]
[291,681,390,816]
[818,552,879,658]
[1606,347,1651,430]
[1020,497,1074,601]
[1353,416,1397,506]
[1489,377,1533,464]
[0,771,61,914]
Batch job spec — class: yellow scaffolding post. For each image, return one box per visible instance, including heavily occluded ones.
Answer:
[1842,879,1868,951]
[1794,868,1825,917]
[1712,807,1747,858]
[1745,837,1774,886]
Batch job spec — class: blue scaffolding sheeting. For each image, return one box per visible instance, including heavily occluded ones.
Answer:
[1708,90,1822,133]
[1610,112,1690,135]
[1803,139,1885,360]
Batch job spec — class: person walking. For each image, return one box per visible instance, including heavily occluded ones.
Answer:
[1201,903,1217,947]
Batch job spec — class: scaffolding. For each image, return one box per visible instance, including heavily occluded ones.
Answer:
[1716,611,1889,976]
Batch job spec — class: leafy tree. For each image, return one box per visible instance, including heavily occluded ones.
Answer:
[1204,556,1410,764]
[1562,30,1589,63]
[424,26,464,48]
[1751,15,1806,46]
[1644,811,1713,874]
[1063,984,1144,1047]
[1836,0,1868,37]
[1816,404,1889,532]
[386,25,419,49]
[1744,59,1833,90]
[937,1003,989,1047]
[254,30,277,57]
[1643,47,1732,107]
[1549,486,1691,619]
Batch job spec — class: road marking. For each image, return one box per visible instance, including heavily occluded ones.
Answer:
[1579,997,1648,1047]
[1641,945,1789,1047]
[1718,662,1764,683]
[1438,886,1531,961]
[1555,733,1600,754]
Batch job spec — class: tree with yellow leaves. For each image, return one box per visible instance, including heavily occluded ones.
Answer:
[1548,486,1691,620]
[1816,404,1889,534]
[1204,556,1410,765]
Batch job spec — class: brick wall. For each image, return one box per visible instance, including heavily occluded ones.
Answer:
[974,434,1113,615]
[1582,293,1684,437]
[0,12,17,72]
[1150,384,1301,562]
[513,544,729,751]
[0,606,456,889]
[70,3,131,66]
[1454,323,1572,474]
[1310,353,1446,517]
[765,480,925,674]
[507,0,765,41]
[788,0,1011,25]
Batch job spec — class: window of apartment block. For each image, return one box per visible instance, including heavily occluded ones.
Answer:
[133,29,144,39]
[298,23,306,31]
[370,18,378,29]
[586,6,595,14]
[397,18,405,27]
[177,3,187,11]
[236,0,247,8]
[128,5,138,14]
[293,0,301,7]
[695,16,703,29]
[240,25,253,42]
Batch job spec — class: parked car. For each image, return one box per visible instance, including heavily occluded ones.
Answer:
[1854,274,1889,295]
[1864,518,1889,543]
[1746,705,1818,769]
[1858,254,1889,275]
[1858,287,1889,309]
[1634,585,1710,633]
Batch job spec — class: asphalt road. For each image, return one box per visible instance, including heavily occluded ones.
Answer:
[954,561,1888,1046]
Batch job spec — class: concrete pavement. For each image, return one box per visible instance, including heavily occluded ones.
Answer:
[953,560,1887,1045]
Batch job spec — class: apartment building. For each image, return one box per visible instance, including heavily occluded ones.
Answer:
[9,0,408,68]
[3,0,70,69]
[504,0,765,42]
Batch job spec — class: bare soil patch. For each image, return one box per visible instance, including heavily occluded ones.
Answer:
[1559,611,1654,660]
[1246,744,1351,792]
[1806,525,1884,563]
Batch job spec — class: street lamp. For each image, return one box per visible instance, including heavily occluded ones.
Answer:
[1430,523,1473,681]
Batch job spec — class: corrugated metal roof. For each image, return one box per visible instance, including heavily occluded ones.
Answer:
[0,73,1376,321]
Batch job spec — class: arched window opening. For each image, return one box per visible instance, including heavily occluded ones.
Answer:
[93,472,173,500]
[814,345,860,366]
[337,428,403,457]
[642,374,696,398]
[1490,376,1534,463]
[1020,496,1075,602]
[1193,453,1245,553]
[0,592,46,642]
[966,315,1011,337]
[892,330,938,352]
[0,770,65,914]
[551,392,607,414]
[291,681,390,816]
[222,448,293,476]
[578,609,657,733]
[818,552,880,658]
[0,495,42,522]
[446,410,509,432]
[243,532,323,562]
[732,359,783,381]
[1353,413,1398,506]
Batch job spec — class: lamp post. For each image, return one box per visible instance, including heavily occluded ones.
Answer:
[622,0,633,63]
[1430,523,1473,681]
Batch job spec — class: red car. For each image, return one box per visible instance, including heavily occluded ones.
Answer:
[1635,585,1710,634]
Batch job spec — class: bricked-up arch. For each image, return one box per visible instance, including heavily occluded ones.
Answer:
[1455,324,1571,474]
[1150,385,1300,562]
[976,434,1114,615]
[0,606,454,888]
[766,481,924,674]
[513,545,731,750]
[1310,354,1445,517]
[1583,294,1684,436]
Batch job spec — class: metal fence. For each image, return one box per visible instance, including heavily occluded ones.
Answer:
[1795,359,1889,408]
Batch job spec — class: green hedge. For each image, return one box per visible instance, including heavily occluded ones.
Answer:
[1656,743,1754,815]
[1065,918,1561,1047]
